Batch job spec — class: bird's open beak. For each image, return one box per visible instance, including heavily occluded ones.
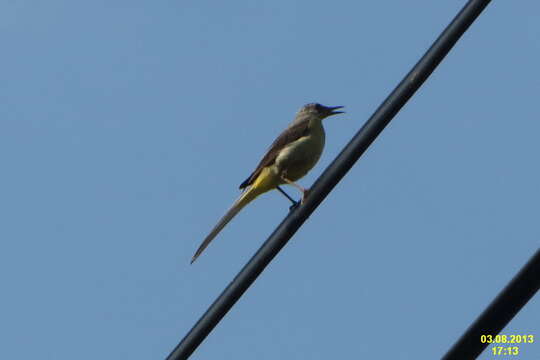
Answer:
[327,105,345,116]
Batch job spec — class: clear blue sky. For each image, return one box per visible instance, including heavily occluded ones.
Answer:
[1,1,538,359]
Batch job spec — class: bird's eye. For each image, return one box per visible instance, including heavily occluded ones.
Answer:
[314,103,323,112]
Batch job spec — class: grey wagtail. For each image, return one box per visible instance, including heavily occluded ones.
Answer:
[191,103,344,263]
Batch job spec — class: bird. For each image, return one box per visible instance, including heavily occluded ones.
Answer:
[191,103,344,263]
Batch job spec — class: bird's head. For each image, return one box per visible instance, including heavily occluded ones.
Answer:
[298,103,345,120]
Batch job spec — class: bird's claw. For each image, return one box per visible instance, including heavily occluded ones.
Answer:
[300,188,310,204]
[289,188,310,210]
[289,201,300,211]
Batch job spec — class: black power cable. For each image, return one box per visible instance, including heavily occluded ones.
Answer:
[442,249,540,360]
[167,1,494,359]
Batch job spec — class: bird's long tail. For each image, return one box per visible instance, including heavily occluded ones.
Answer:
[191,186,262,264]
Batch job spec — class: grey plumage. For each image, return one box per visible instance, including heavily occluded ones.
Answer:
[192,103,344,263]
[239,103,343,189]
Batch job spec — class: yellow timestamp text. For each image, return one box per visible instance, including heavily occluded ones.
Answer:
[480,334,534,344]
[481,334,535,357]
[491,346,519,356]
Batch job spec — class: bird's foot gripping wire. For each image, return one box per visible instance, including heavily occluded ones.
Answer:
[300,188,310,204]
[276,186,300,211]
[287,187,310,210]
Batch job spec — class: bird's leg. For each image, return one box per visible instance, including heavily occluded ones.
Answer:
[280,175,310,204]
[276,186,299,208]
[276,186,300,211]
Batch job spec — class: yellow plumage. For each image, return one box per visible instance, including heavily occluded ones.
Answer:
[190,103,343,263]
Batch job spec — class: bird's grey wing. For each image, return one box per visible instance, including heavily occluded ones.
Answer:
[239,119,310,189]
